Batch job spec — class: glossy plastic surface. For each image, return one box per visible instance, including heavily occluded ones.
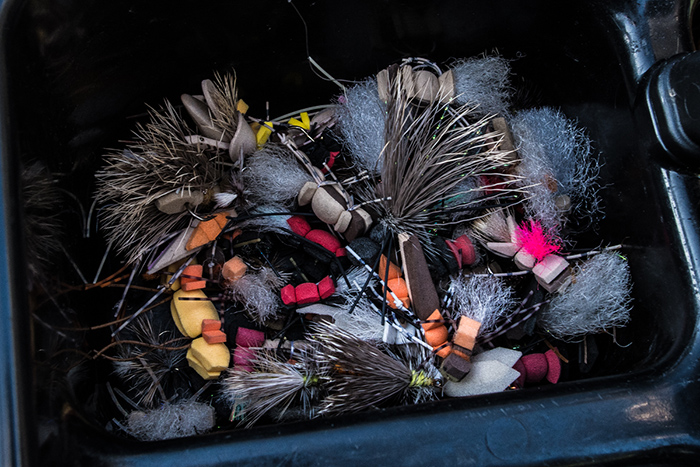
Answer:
[638,52,700,170]
[0,0,699,465]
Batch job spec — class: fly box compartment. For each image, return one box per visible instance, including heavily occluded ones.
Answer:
[1,0,700,466]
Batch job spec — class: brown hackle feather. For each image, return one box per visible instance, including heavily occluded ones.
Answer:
[207,71,240,139]
[112,315,190,409]
[357,67,531,257]
[22,162,63,284]
[311,321,440,415]
[469,208,513,245]
[220,347,329,427]
[95,100,228,265]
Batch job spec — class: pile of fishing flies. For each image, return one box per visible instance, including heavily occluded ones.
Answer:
[85,56,631,440]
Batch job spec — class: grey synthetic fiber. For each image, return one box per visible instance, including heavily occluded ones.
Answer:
[451,55,512,117]
[242,144,314,206]
[236,203,292,235]
[448,274,515,336]
[126,401,215,441]
[523,182,560,235]
[510,107,601,235]
[306,302,384,342]
[213,191,239,209]
[538,252,632,340]
[337,301,385,342]
[228,266,283,322]
[335,266,375,295]
[333,267,384,341]
[336,79,387,174]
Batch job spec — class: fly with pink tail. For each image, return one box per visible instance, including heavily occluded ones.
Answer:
[512,219,573,294]
[514,219,561,263]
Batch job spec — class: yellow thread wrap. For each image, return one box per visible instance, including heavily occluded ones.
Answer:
[302,374,319,386]
[409,370,432,388]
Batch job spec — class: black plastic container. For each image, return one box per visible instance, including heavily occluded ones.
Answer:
[1,0,700,465]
